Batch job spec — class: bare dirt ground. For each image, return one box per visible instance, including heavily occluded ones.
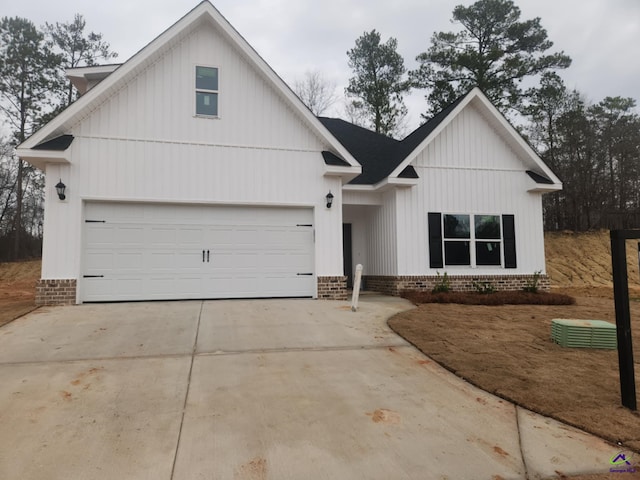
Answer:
[391,230,640,479]
[0,259,40,328]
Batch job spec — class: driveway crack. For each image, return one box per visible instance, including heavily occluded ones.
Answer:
[515,406,531,480]
[170,300,204,479]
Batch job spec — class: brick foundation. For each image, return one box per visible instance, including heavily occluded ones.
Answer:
[364,274,551,297]
[317,276,348,300]
[35,279,77,306]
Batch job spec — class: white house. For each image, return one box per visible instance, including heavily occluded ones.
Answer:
[17,1,561,305]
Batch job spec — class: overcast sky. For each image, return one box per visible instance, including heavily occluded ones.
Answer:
[4,0,639,130]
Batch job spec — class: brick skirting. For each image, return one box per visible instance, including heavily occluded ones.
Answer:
[317,276,348,300]
[364,274,551,297]
[35,279,77,306]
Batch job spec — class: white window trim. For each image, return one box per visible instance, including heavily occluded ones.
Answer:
[442,213,504,268]
[194,64,220,119]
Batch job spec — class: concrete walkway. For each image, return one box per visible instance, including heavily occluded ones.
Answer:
[0,296,619,479]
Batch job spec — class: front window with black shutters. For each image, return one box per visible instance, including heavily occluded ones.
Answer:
[443,214,502,267]
[443,214,471,265]
[475,215,501,265]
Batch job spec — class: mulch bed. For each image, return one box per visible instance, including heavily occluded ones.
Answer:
[401,289,576,306]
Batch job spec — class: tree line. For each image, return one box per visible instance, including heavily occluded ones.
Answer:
[295,0,639,233]
[0,15,116,260]
[0,1,638,262]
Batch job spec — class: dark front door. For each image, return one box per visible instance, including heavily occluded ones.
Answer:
[343,223,353,288]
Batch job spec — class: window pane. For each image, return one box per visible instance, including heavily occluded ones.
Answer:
[444,241,470,265]
[476,241,501,265]
[196,92,218,116]
[196,66,218,91]
[475,215,501,239]
[444,214,470,238]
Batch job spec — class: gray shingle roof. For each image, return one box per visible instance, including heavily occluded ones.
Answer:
[319,94,467,185]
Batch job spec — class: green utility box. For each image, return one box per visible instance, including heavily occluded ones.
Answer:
[551,319,617,349]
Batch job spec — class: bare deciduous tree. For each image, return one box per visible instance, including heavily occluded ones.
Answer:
[293,70,338,116]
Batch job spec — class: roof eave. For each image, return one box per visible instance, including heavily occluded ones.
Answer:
[16,148,70,171]
[528,183,563,193]
[19,2,359,168]
[324,165,362,183]
[387,88,563,187]
[368,177,419,192]
[343,183,376,191]
[387,93,474,179]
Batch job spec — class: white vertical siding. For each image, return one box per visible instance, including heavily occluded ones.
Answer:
[41,19,345,284]
[366,191,397,275]
[342,190,382,205]
[396,103,547,275]
[42,164,80,280]
[343,206,369,277]
[73,24,322,151]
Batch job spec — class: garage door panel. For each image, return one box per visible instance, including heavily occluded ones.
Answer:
[149,227,179,247]
[173,277,203,295]
[116,226,146,246]
[113,252,144,270]
[147,251,180,270]
[177,228,204,245]
[85,225,115,245]
[82,203,315,302]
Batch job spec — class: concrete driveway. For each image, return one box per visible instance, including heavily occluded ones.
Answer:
[0,295,620,479]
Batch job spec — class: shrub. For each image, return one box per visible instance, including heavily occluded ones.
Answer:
[431,271,451,293]
[523,270,542,293]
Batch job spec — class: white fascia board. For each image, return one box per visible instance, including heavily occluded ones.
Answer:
[387,87,562,190]
[342,184,376,191]
[342,177,419,193]
[528,183,563,193]
[323,165,362,182]
[471,91,563,186]
[204,9,360,168]
[387,177,419,187]
[370,177,418,192]
[21,2,360,170]
[66,64,121,95]
[16,148,70,171]
[19,4,204,150]
[66,64,121,77]
[388,93,474,180]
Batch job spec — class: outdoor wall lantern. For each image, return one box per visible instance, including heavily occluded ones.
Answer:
[55,179,66,200]
[326,191,334,209]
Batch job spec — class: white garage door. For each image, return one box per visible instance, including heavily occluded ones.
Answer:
[82,202,315,302]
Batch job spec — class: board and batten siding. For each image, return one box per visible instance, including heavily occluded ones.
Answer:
[342,206,369,278]
[365,191,398,276]
[40,20,345,286]
[72,24,322,151]
[395,103,546,276]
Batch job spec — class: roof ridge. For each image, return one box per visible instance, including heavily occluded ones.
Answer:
[318,117,400,144]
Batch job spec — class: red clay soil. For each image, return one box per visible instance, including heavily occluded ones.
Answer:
[0,260,40,327]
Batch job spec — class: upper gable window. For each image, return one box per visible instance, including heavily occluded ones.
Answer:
[195,66,219,117]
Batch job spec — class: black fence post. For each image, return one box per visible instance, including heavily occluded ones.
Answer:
[610,230,637,411]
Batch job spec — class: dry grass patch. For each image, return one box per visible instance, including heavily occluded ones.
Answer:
[389,293,640,452]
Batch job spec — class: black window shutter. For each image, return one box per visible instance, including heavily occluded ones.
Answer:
[428,212,443,268]
[502,214,517,268]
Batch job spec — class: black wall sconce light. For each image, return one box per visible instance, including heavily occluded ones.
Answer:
[55,179,66,200]
[326,191,334,209]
